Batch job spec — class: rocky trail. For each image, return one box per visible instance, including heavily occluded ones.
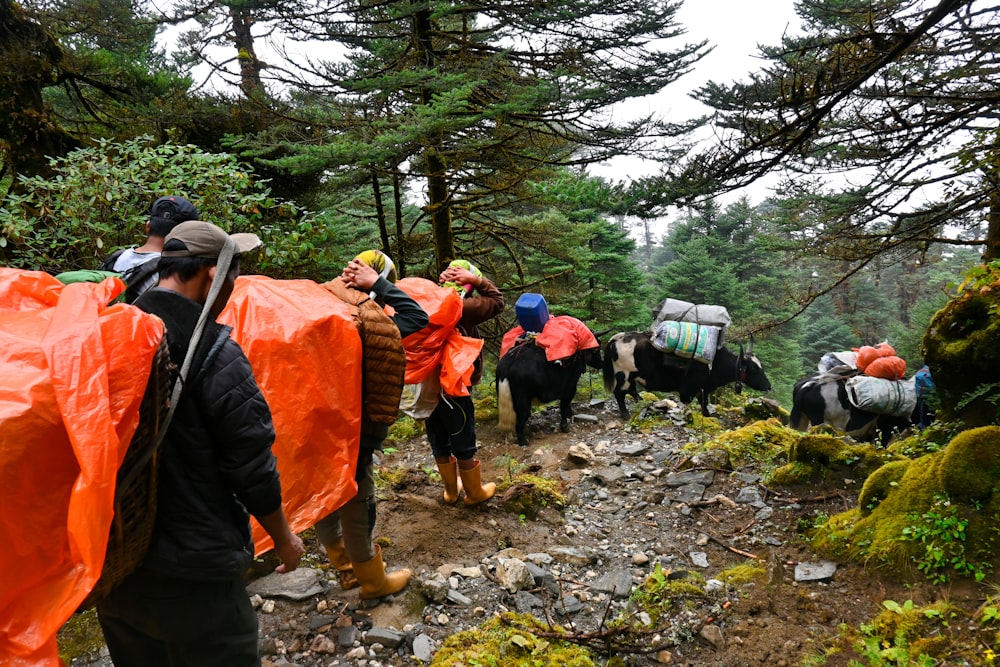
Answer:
[66,395,982,667]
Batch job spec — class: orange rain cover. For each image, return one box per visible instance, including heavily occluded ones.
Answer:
[395,277,483,397]
[0,269,164,666]
[500,315,598,361]
[855,343,896,371]
[864,355,907,381]
[220,276,362,554]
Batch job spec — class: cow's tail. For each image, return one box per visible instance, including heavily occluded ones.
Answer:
[602,339,617,393]
[788,404,809,431]
[497,378,515,434]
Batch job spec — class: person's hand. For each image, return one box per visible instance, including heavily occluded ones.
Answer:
[439,266,479,287]
[342,259,379,291]
[274,532,305,574]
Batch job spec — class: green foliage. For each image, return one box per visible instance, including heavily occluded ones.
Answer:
[850,618,937,666]
[899,494,992,584]
[0,136,333,279]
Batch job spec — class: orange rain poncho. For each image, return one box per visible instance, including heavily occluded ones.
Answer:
[219,276,362,554]
[395,277,483,396]
[0,270,164,666]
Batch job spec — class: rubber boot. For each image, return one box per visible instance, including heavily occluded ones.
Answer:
[353,545,411,600]
[324,539,359,590]
[435,456,464,504]
[458,460,496,507]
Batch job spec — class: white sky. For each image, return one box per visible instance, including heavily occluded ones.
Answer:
[590,0,803,240]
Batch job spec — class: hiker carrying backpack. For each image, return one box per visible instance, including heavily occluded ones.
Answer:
[99,195,199,303]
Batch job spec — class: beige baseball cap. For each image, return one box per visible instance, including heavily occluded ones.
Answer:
[161,220,262,258]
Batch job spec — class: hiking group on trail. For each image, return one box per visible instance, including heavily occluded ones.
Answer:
[3,195,512,666]
[2,195,935,666]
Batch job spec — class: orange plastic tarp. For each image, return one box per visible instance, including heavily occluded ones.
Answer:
[500,315,598,361]
[0,269,164,666]
[396,277,483,396]
[854,343,896,372]
[220,276,362,554]
[864,355,907,381]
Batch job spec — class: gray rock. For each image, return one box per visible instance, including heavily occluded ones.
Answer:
[671,483,707,504]
[794,561,838,582]
[664,470,715,487]
[616,442,650,456]
[446,589,473,606]
[550,546,595,565]
[246,568,325,600]
[689,551,710,568]
[367,627,406,648]
[513,590,544,612]
[412,634,435,663]
[496,558,536,592]
[699,623,725,650]
[593,466,627,485]
[574,413,599,423]
[735,486,765,507]
[556,594,583,615]
[591,569,633,597]
[338,625,359,647]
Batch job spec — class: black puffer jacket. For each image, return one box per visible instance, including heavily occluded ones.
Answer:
[135,288,283,581]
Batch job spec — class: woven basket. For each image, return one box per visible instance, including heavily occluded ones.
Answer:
[78,336,173,610]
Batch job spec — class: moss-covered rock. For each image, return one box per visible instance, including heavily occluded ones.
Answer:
[812,426,1000,582]
[767,433,902,487]
[857,459,910,515]
[938,426,1000,503]
[923,264,1000,426]
[431,613,597,667]
[496,473,566,519]
[683,418,794,468]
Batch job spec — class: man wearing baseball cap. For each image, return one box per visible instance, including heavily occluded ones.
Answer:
[96,220,304,666]
[99,195,201,303]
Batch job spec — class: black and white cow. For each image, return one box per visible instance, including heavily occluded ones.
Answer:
[603,331,772,418]
[497,339,603,446]
[788,373,915,446]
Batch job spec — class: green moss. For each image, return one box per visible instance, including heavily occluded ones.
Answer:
[767,461,821,486]
[57,609,105,664]
[431,612,597,667]
[496,473,566,518]
[938,426,1000,503]
[683,418,794,467]
[687,411,725,435]
[923,278,1000,425]
[387,415,423,443]
[719,562,767,586]
[622,565,706,626]
[857,459,910,515]
[811,426,1000,581]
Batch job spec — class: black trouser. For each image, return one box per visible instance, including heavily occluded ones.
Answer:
[425,393,477,460]
[96,568,259,667]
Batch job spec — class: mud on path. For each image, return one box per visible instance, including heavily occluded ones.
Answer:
[248,399,970,667]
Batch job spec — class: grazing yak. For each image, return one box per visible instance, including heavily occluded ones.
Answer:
[603,331,772,418]
[788,373,916,446]
[497,338,603,446]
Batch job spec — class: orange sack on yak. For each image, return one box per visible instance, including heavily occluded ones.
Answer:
[0,269,163,666]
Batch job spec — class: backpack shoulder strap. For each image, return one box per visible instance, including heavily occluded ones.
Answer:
[121,258,160,303]
[98,248,126,272]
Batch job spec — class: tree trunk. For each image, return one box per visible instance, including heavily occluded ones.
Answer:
[0,0,77,180]
[231,6,264,99]
[392,172,406,277]
[985,187,1000,262]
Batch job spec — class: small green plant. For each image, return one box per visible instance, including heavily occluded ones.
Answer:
[898,493,990,583]
[850,620,936,667]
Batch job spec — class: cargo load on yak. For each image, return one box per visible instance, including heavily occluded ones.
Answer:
[817,350,858,374]
[651,297,732,332]
[650,320,722,365]
[649,297,730,365]
[846,375,917,417]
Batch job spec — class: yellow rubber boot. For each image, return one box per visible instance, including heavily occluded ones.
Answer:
[435,456,464,504]
[353,545,411,600]
[324,539,359,590]
[458,460,496,506]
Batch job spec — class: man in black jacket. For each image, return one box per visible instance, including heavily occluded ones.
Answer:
[96,221,304,666]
